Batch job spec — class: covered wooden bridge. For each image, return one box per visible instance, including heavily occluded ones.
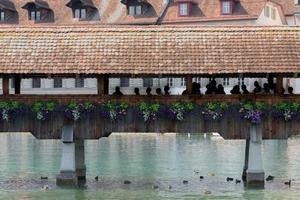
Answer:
[0,26,300,185]
[0,26,299,139]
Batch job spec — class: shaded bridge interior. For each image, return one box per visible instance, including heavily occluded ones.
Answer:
[0,95,299,140]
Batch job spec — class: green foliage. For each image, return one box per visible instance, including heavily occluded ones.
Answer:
[138,103,160,122]
[138,102,160,113]
[204,102,229,111]
[274,102,300,112]
[0,101,23,110]
[170,102,194,112]
[240,101,267,111]
[202,102,229,120]
[32,101,56,113]
[102,102,129,121]
[169,102,195,121]
[104,102,129,111]
[273,102,300,121]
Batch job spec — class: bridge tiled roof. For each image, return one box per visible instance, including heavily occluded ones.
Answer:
[0,26,299,75]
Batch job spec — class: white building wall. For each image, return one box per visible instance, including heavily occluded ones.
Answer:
[256,3,285,25]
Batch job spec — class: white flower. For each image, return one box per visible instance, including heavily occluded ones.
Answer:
[2,109,9,121]
[37,112,44,120]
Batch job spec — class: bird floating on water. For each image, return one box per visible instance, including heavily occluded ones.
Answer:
[266,175,274,181]
[284,180,291,187]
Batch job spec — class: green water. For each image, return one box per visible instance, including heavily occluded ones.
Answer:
[1,133,300,199]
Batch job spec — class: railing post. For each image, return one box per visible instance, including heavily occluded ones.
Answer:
[97,75,109,95]
[2,75,9,95]
[186,76,193,94]
[14,75,21,95]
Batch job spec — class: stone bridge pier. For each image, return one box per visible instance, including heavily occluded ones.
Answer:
[243,124,265,185]
[56,125,86,186]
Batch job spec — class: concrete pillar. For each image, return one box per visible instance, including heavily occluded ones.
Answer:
[75,140,86,181]
[246,124,265,184]
[56,125,77,186]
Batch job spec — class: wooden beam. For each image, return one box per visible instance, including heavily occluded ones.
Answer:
[186,76,193,94]
[97,75,109,95]
[14,75,21,95]
[2,76,9,95]
[276,76,283,95]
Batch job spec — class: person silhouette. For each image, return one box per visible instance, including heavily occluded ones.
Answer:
[146,87,152,96]
[134,87,140,95]
[241,84,249,94]
[164,86,170,95]
[113,86,123,96]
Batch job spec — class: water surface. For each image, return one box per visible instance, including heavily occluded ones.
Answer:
[0,133,300,199]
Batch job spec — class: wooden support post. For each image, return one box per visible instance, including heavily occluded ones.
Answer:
[186,76,193,94]
[2,76,9,95]
[97,75,109,95]
[276,76,283,95]
[14,75,21,95]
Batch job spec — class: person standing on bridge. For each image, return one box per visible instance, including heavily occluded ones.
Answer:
[113,86,123,96]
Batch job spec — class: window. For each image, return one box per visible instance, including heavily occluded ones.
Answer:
[32,78,41,88]
[10,79,15,89]
[179,3,189,16]
[143,78,153,87]
[53,78,63,88]
[30,10,41,21]
[271,8,276,20]
[223,78,230,86]
[75,78,85,88]
[128,5,142,16]
[136,5,142,15]
[0,11,4,22]
[74,8,86,19]
[120,78,129,87]
[180,78,187,87]
[167,78,174,87]
[264,6,270,17]
[221,1,232,14]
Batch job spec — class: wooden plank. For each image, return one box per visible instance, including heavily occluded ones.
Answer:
[97,75,109,95]
[276,76,283,95]
[2,76,9,95]
[14,75,21,95]
[186,76,193,94]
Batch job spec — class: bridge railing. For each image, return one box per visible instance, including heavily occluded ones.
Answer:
[0,94,299,104]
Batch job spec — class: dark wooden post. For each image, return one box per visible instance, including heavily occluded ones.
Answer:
[2,75,9,95]
[276,75,283,95]
[14,75,21,95]
[186,76,193,94]
[97,75,109,95]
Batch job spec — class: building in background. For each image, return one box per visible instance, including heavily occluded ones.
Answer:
[295,0,300,24]
[0,0,297,94]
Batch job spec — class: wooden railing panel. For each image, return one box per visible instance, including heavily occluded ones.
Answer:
[0,94,299,140]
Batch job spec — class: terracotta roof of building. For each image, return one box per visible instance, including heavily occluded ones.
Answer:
[22,0,51,10]
[0,0,16,11]
[0,26,299,75]
[162,0,295,24]
[1,0,294,26]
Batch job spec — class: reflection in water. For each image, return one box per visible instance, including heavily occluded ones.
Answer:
[0,133,300,199]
